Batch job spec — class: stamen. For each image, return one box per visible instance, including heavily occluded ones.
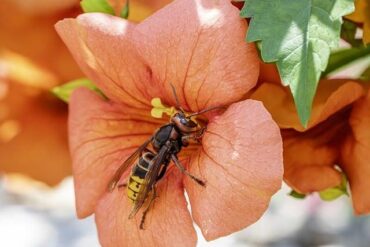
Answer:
[150,98,176,118]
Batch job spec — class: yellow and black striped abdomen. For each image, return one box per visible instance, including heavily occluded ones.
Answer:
[127,152,154,202]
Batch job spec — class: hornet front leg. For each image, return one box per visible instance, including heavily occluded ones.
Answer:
[181,127,206,145]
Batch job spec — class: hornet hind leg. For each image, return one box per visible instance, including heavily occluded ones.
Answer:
[117,182,127,189]
[140,185,157,230]
[171,154,206,186]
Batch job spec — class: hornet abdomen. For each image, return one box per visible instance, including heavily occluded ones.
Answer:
[127,152,155,202]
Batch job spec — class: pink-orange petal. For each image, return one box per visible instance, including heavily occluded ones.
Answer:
[282,132,342,193]
[55,13,152,108]
[284,166,342,193]
[95,169,197,247]
[69,88,163,218]
[185,100,283,240]
[251,80,365,131]
[341,91,370,214]
[133,0,259,111]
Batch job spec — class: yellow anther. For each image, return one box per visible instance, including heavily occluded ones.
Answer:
[150,98,176,118]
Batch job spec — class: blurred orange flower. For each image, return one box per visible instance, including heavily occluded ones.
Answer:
[0,1,82,185]
[3,0,79,16]
[0,1,82,83]
[0,79,72,186]
[252,79,370,214]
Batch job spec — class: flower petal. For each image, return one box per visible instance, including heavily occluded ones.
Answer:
[56,13,153,108]
[251,80,365,131]
[285,166,342,193]
[184,100,283,240]
[0,2,82,82]
[0,82,71,186]
[69,88,163,217]
[95,169,197,247]
[258,62,281,85]
[283,131,342,193]
[56,1,259,111]
[341,91,370,214]
[253,80,365,195]
[133,0,259,111]
[3,0,78,15]
[281,104,354,194]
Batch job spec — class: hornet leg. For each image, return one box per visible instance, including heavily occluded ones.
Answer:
[156,163,168,181]
[140,186,157,230]
[194,127,206,140]
[181,127,206,144]
[117,183,127,189]
[171,154,206,187]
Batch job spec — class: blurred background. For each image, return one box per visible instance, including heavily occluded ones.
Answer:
[1,177,370,247]
[0,0,369,246]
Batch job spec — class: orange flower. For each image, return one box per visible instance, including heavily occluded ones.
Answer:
[0,1,81,83]
[0,79,72,185]
[252,79,370,214]
[0,1,82,185]
[56,0,284,246]
[2,0,79,16]
[341,90,370,214]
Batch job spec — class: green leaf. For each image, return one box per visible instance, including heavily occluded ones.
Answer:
[319,173,349,201]
[289,190,306,199]
[80,0,115,15]
[120,0,130,19]
[241,0,355,127]
[319,188,345,201]
[360,66,370,81]
[51,78,105,103]
[322,45,370,76]
[80,0,129,19]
